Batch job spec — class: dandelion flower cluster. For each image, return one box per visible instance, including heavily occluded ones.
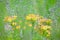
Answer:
[4,14,52,39]
[4,15,17,22]
[26,14,37,21]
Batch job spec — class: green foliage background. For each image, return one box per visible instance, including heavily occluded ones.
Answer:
[0,0,60,40]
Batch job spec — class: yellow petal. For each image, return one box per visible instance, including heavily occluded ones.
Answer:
[26,16,31,20]
[28,24,32,27]
[7,17,12,22]
[16,25,20,29]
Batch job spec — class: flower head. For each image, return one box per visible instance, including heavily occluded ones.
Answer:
[40,25,51,30]
[4,15,17,22]
[26,14,37,21]
[16,25,20,29]
[28,23,32,27]
[4,16,13,22]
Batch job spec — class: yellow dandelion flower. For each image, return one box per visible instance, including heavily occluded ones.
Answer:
[41,25,48,30]
[26,14,37,21]
[11,22,17,26]
[28,14,35,17]
[4,16,8,22]
[32,16,37,21]
[4,16,13,22]
[47,26,51,30]
[28,24,32,27]
[30,14,37,21]
[4,15,17,22]
[7,16,13,22]
[32,14,37,21]
[26,16,31,20]
[16,25,20,29]
[41,25,46,30]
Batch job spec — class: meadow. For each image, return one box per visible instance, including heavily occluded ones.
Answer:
[0,0,60,40]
